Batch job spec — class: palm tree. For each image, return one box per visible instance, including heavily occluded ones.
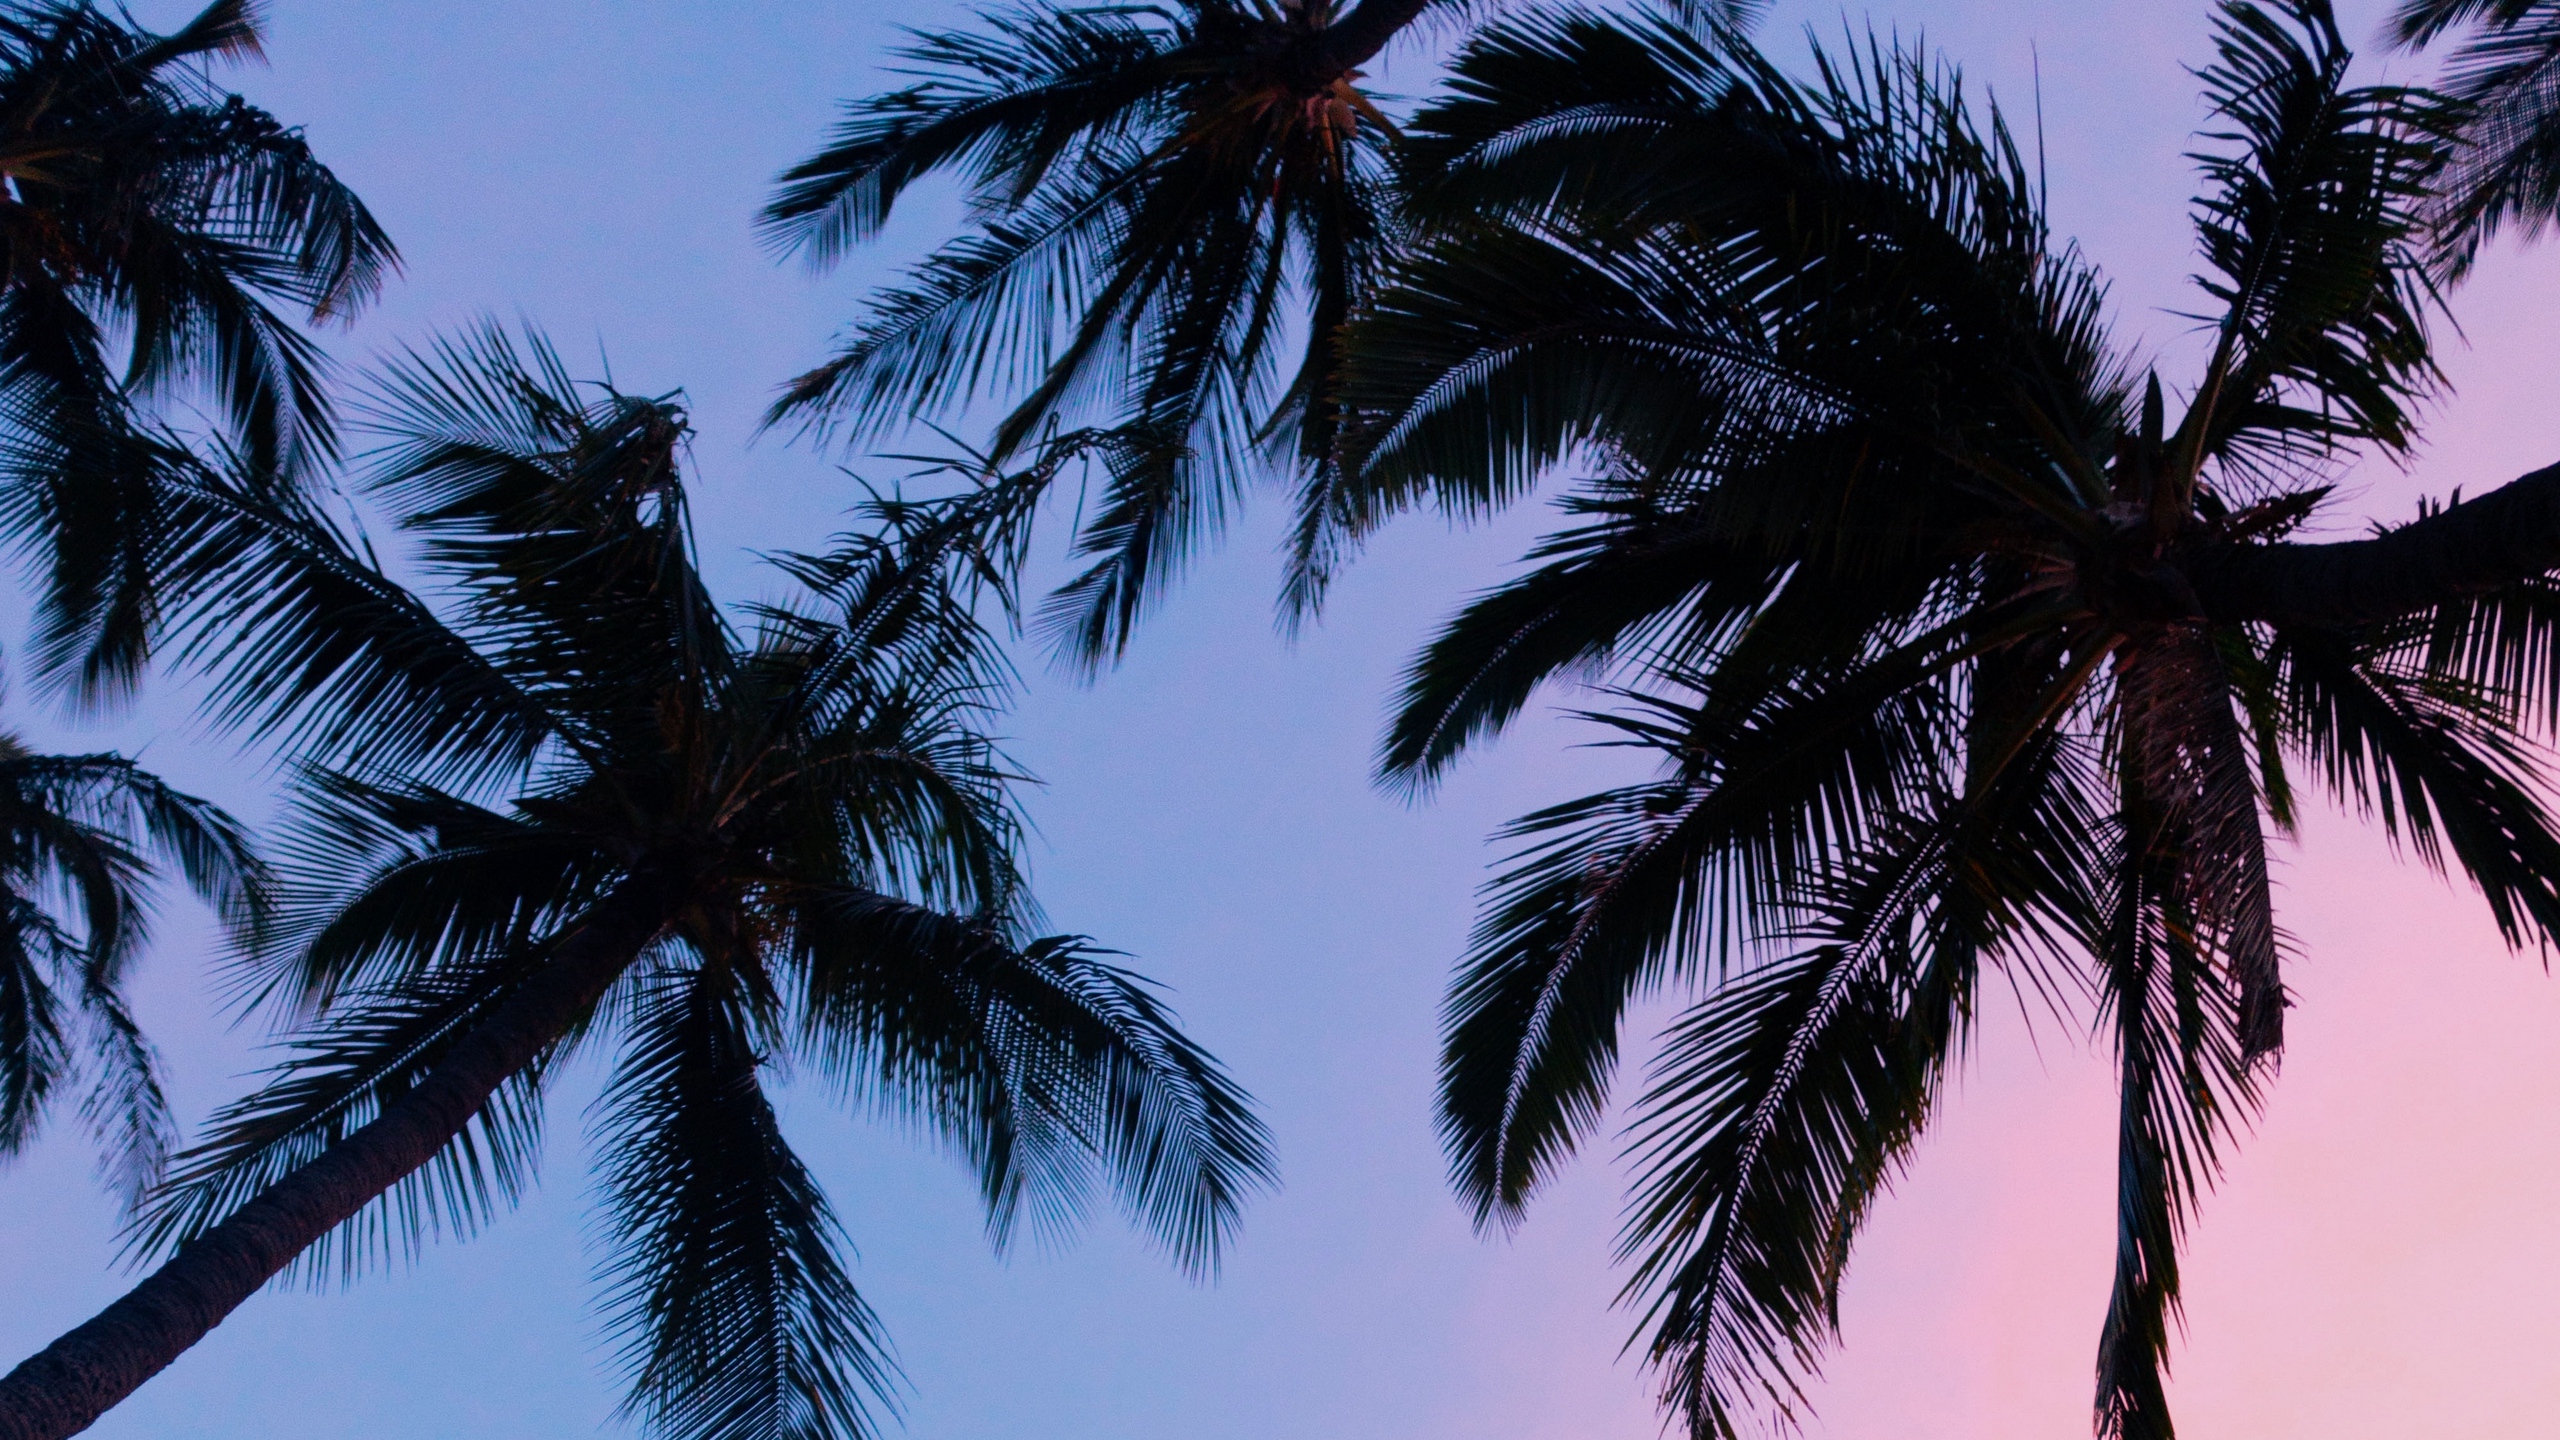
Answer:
[761,0,1412,660]
[1321,3,2560,1436]
[0,326,1271,1440]
[0,0,395,699]
[2392,0,2560,271]
[0,731,263,1204]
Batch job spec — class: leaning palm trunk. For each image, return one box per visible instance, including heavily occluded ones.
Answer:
[0,875,673,1440]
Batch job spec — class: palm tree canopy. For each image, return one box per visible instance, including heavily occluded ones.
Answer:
[1317,3,2555,1436]
[0,0,395,701]
[0,732,264,1205]
[98,325,1272,1440]
[762,0,1411,664]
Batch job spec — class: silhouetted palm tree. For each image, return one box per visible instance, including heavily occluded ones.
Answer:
[0,731,262,1204]
[0,326,1270,1440]
[763,0,1406,659]
[0,0,394,697]
[1327,3,2560,1436]
[764,0,1768,660]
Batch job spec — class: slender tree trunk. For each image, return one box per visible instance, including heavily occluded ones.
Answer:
[1317,0,1435,75]
[0,875,678,1440]
[2187,459,2560,628]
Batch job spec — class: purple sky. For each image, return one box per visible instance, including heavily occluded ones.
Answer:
[5,1,2560,1436]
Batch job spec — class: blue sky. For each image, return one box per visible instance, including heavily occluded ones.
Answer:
[8,2,2560,1437]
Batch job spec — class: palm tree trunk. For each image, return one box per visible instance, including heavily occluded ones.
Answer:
[0,876,677,1440]
[2187,459,2560,627]
[1318,0,1435,74]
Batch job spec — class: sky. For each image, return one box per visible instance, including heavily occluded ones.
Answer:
[4,1,2560,1437]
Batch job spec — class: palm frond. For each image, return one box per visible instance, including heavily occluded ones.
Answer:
[2414,571,2560,733]
[2116,631,2285,1060]
[16,750,266,936]
[1615,719,2102,1437]
[757,426,1126,708]
[243,769,607,1014]
[2180,0,2455,478]
[1440,632,1979,1229]
[789,888,1272,1274]
[152,443,560,792]
[1343,4,2127,592]
[771,0,1402,665]
[759,3,1184,268]
[73,972,174,1209]
[2091,794,2262,1440]
[0,0,394,694]
[1377,506,1783,794]
[597,962,897,1440]
[0,278,165,702]
[357,321,733,726]
[0,894,72,1156]
[2273,619,2560,947]
[764,165,1154,445]
[128,0,264,69]
[2388,0,2560,271]
[0,741,261,1201]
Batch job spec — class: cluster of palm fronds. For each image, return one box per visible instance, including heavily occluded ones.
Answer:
[758,0,2560,1437]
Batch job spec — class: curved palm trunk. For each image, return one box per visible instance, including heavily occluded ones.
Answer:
[2188,459,2560,627]
[1318,0,1435,74]
[0,877,677,1440]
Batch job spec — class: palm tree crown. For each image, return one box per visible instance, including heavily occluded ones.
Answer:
[0,0,394,699]
[0,326,1271,1440]
[1318,3,2548,1436]
[763,0,1423,664]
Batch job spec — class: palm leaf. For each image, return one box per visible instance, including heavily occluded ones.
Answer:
[152,445,560,792]
[2179,0,2455,482]
[2388,0,2560,271]
[2273,619,2560,947]
[788,888,1272,1273]
[597,962,897,1440]
[1440,631,1980,1228]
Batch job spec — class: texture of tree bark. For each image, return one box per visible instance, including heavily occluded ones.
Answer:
[2187,460,2560,628]
[0,874,679,1440]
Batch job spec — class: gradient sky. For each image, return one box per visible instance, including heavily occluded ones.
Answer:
[4,1,2560,1436]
